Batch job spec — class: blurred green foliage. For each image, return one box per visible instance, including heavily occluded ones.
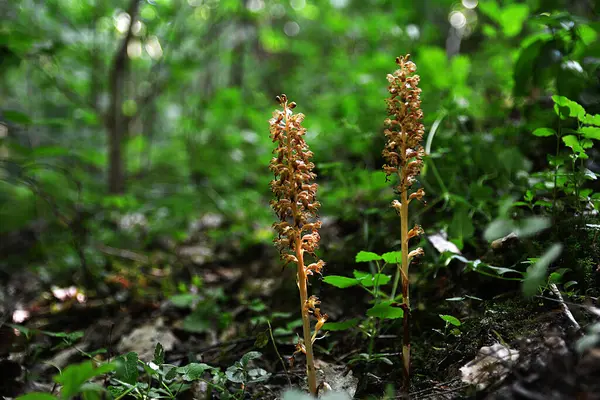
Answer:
[0,0,599,286]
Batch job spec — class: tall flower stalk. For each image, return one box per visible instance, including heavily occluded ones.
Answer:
[383,55,425,390]
[269,94,328,395]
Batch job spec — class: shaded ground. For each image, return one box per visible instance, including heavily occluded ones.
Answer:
[1,216,600,399]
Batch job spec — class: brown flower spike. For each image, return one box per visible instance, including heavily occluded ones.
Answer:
[383,55,425,390]
[269,94,327,395]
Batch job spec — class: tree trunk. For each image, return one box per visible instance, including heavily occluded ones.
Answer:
[106,0,140,194]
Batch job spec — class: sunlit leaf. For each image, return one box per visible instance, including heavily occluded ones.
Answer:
[439,314,461,326]
[580,126,600,140]
[323,275,360,288]
[532,127,556,137]
[552,95,585,119]
[499,4,529,37]
[353,270,391,287]
[581,113,600,126]
[355,251,382,262]
[562,135,587,157]
[381,251,402,264]
[366,301,403,319]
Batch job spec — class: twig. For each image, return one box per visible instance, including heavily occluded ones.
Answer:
[95,243,149,263]
[548,283,581,330]
[268,320,292,388]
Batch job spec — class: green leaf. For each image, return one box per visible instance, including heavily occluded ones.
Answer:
[580,126,600,140]
[581,113,600,126]
[484,264,524,276]
[322,275,360,288]
[439,314,461,326]
[322,318,360,331]
[513,34,551,97]
[465,295,483,301]
[176,363,213,381]
[451,255,524,279]
[355,251,382,262]
[522,243,563,297]
[562,135,587,157]
[482,24,497,38]
[41,331,85,342]
[361,273,391,287]
[164,367,177,380]
[8,324,34,338]
[245,367,270,383]
[548,272,562,284]
[31,146,71,158]
[352,270,391,287]
[80,383,105,400]
[3,110,32,124]
[114,352,139,385]
[552,95,585,119]
[254,331,269,348]
[532,127,556,137]
[381,251,402,264]
[240,351,262,366]
[484,219,513,242]
[16,394,58,400]
[153,343,164,365]
[55,361,116,399]
[169,293,200,308]
[478,2,501,23]
[564,281,578,289]
[499,4,529,37]
[225,365,244,383]
[582,169,597,181]
[106,386,127,399]
[366,301,403,319]
[182,308,211,333]
[517,216,551,238]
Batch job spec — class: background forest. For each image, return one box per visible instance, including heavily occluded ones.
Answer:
[1,0,600,399]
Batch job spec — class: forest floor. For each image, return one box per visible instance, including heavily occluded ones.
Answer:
[2,215,600,399]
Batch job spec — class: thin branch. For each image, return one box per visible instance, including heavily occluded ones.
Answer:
[548,284,581,330]
[268,320,292,388]
[94,243,149,264]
